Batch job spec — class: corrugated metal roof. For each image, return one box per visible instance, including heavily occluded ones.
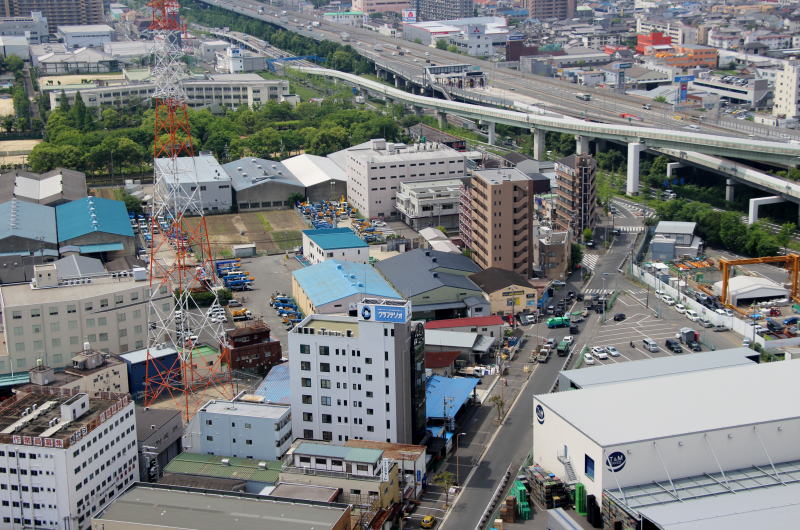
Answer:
[303,228,367,250]
[375,249,482,298]
[0,200,57,243]
[154,154,231,185]
[119,345,178,365]
[164,452,281,483]
[294,442,382,464]
[292,260,399,307]
[55,197,134,242]
[283,154,346,188]
[426,376,479,419]
[424,329,479,349]
[222,157,304,192]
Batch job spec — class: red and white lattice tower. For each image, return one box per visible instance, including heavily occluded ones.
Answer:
[144,0,233,421]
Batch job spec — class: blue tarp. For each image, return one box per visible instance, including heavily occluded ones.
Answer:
[426,375,479,420]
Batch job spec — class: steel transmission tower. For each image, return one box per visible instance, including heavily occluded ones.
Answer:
[144,0,233,421]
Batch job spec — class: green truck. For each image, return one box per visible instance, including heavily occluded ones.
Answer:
[557,340,570,356]
[547,316,570,328]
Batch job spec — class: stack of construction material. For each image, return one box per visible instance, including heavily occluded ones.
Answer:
[527,465,568,509]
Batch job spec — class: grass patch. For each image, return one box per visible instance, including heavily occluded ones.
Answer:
[258,70,281,80]
[272,230,302,250]
[257,213,274,232]
[216,247,233,259]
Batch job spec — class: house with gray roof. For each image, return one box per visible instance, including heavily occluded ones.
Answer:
[222,157,305,211]
[375,249,487,319]
[0,199,58,256]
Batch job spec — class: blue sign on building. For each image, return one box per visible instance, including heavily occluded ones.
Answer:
[674,75,695,83]
[373,304,407,323]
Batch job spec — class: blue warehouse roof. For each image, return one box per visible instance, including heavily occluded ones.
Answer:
[426,375,479,420]
[0,200,57,244]
[303,227,368,250]
[56,196,134,242]
[292,259,399,307]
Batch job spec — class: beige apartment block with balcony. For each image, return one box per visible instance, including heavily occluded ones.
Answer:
[460,168,535,279]
[553,153,598,235]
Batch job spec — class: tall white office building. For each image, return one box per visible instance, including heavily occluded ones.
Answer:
[288,298,427,445]
[774,60,800,119]
[0,389,137,529]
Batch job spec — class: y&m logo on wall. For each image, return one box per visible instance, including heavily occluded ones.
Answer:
[606,451,627,472]
[535,404,545,424]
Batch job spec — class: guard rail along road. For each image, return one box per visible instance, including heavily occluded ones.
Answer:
[295,66,800,171]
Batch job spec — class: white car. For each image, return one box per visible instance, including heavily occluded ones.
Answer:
[661,295,675,305]
[714,308,726,315]
[211,316,226,323]
[675,304,687,314]
[606,346,620,357]
[583,353,595,365]
[591,346,608,360]
[654,289,665,298]
[563,335,574,345]
[724,309,734,317]
[552,280,566,287]
[685,309,700,322]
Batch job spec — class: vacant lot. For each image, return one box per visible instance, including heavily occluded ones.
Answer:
[186,210,306,256]
[0,139,42,164]
[0,98,13,117]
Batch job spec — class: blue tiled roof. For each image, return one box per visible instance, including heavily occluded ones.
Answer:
[426,375,479,420]
[55,197,134,242]
[303,228,368,250]
[254,363,290,405]
[0,200,57,244]
[292,259,400,307]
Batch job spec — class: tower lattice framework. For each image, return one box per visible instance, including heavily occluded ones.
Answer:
[143,0,233,421]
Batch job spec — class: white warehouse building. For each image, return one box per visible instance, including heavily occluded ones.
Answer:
[533,361,800,529]
[154,154,233,214]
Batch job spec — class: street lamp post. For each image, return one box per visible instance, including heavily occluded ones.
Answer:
[455,432,466,486]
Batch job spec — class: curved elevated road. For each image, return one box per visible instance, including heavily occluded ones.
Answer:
[298,66,800,167]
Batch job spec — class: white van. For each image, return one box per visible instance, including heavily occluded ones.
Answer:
[685,309,700,321]
[661,294,675,305]
[642,338,659,352]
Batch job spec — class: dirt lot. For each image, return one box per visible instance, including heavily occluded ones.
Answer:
[0,139,42,164]
[186,210,307,256]
[0,98,13,117]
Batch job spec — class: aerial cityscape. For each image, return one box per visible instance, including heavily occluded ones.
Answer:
[0,0,798,528]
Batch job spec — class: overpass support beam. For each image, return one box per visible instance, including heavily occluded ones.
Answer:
[594,139,607,155]
[394,76,400,88]
[666,162,683,179]
[748,196,784,224]
[626,142,644,195]
[576,135,590,155]
[437,111,447,128]
[532,129,546,160]
[726,179,734,203]
[487,121,496,145]
[414,106,424,117]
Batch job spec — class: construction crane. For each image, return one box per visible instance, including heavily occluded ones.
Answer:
[144,0,233,421]
[718,254,800,307]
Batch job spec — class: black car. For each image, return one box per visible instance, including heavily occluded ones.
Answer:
[569,324,580,334]
[665,338,684,353]
[613,313,626,322]
[687,341,702,352]
[576,293,584,301]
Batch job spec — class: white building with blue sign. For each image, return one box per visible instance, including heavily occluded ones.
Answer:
[532,361,800,528]
[288,298,428,445]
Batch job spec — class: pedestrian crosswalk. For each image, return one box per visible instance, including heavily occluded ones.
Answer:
[582,253,599,271]
[615,226,645,232]
[583,289,613,296]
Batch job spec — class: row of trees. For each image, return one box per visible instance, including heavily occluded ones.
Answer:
[656,198,794,257]
[28,88,405,173]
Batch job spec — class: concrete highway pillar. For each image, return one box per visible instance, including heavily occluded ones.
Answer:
[576,135,590,155]
[532,129,546,160]
[748,196,784,224]
[437,111,447,128]
[414,106,424,117]
[725,179,734,202]
[666,162,683,179]
[487,121,496,145]
[626,142,644,195]
[394,76,400,88]
[594,139,607,155]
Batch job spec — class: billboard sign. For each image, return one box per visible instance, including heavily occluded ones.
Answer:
[679,82,688,102]
[359,302,410,323]
[617,62,632,69]
[674,75,695,83]
[401,9,416,23]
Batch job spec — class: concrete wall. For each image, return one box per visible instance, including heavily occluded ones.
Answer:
[235,181,303,211]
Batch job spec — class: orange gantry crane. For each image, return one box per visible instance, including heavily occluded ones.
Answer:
[718,254,800,307]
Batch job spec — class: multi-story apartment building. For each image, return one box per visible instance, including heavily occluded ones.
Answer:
[534,227,571,281]
[185,395,292,461]
[459,168,535,279]
[0,388,137,529]
[526,0,575,20]
[352,0,409,15]
[774,60,800,118]
[414,0,473,23]
[553,154,597,235]
[0,264,167,375]
[3,0,103,33]
[50,74,290,110]
[288,298,426,445]
[337,139,466,220]
[394,178,464,231]
[635,17,696,45]
[0,11,48,43]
